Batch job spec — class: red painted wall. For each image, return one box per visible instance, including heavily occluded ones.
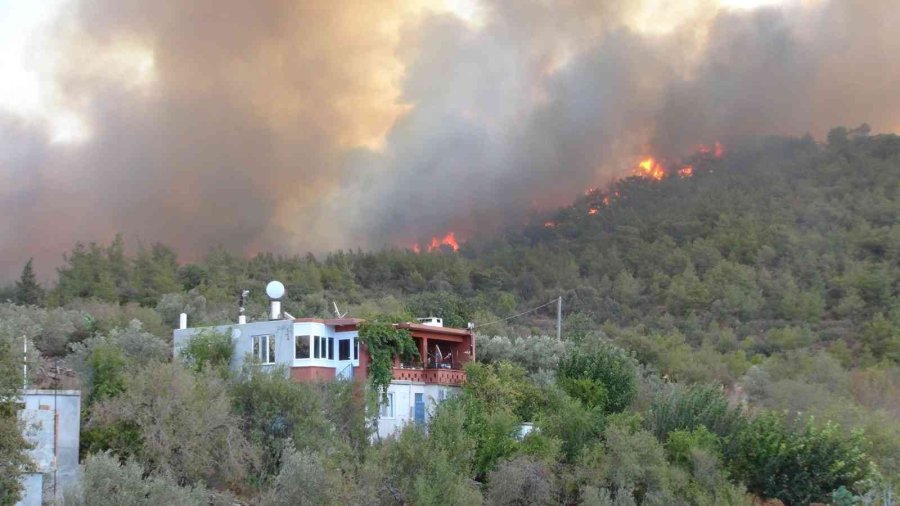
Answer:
[290,366,335,382]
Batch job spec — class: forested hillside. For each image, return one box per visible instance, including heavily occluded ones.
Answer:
[2,127,899,504]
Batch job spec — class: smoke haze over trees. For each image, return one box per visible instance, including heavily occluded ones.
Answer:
[1,130,899,503]
[2,0,900,279]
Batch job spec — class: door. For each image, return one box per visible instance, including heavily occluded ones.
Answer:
[414,393,425,425]
[336,339,353,379]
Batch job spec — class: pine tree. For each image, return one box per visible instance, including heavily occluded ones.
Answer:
[14,258,44,306]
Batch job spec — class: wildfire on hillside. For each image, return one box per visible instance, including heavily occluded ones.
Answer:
[697,141,724,158]
[421,142,725,244]
[630,141,723,182]
[575,141,724,217]
[412,231,460,253]
[634,157,666,181]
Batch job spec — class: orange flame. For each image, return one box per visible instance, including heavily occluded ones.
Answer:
[696,141,725,158]
[427,231,459,252]
[678,165,693,178]
[588,208,598,215]
[411,231,460,253]
[544,220,557,228]
[634,157,666,181]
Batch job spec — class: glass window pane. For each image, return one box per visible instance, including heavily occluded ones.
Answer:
[339,340,350,360]
[354,341,359,360]
[328,337,334,360]
[314,336,320,358]
[253,336,260,360]
[267,336,275,363]
[296,335,310,359]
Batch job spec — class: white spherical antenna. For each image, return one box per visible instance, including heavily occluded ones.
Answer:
[265,280,285,300]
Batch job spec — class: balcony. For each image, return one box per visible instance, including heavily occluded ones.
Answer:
[392,363,467,386]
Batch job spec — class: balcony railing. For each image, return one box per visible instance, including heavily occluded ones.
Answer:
[391,364,467,386]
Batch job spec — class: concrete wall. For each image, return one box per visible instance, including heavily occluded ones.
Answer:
[17,474,42,506]
[174,320,294,375]
[17,390,81,506]
[173,320,360,377]
[375,382,458,439]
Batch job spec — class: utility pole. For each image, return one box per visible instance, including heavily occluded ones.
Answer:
[556,296,562,340]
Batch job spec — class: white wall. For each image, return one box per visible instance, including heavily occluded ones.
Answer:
[17,390,81,506]
[174,320,294,374]
[375,382,459,439]
[173,321,359,378]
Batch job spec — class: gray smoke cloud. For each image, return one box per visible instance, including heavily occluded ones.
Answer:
[1,0,898,280]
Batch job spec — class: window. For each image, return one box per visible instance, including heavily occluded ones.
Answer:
[295,335,310,359]
[253,335,275,364]
[379,393,394,418]
[338,339,351,360]
[354,340,359,360]
[312,336,331,359]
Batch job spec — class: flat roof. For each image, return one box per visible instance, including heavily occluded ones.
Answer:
[22,389,81,396]
[293,317,365,326]
[397,322,472,337]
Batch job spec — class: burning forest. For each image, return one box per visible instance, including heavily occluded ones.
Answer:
[1,0,900,279]
[3,1,900,505]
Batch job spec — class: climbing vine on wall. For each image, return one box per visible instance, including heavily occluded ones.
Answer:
[357,317,420,400]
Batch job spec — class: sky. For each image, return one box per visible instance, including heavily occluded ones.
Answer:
[1,0,898,281]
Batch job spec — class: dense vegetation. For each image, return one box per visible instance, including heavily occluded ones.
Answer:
[2,127,899,504]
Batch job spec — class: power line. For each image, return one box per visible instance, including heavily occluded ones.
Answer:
[473,298,560,329]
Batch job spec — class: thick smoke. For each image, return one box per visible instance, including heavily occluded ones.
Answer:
[1,0,898,279]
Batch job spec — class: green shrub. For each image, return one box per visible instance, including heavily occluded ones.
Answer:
[64,452,228,506]
[733,412,874,505]
[647,383,745,450]
[664,426,719,467]
[180,330,233,372]
[558,344,636,413]
[486,456,554,506]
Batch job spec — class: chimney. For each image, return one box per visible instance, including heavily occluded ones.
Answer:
[239,289,249,324]
[266,280,286,320]
[270,300,281,320]
[179,313,187,330]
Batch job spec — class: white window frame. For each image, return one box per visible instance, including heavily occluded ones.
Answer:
[253,335,276,364]
[295,335,311,359]
[379,393,395,418]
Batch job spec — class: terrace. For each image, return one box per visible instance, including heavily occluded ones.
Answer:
[390,322,474,386]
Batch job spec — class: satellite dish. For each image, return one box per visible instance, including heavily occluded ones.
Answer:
[265,280,285,300]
